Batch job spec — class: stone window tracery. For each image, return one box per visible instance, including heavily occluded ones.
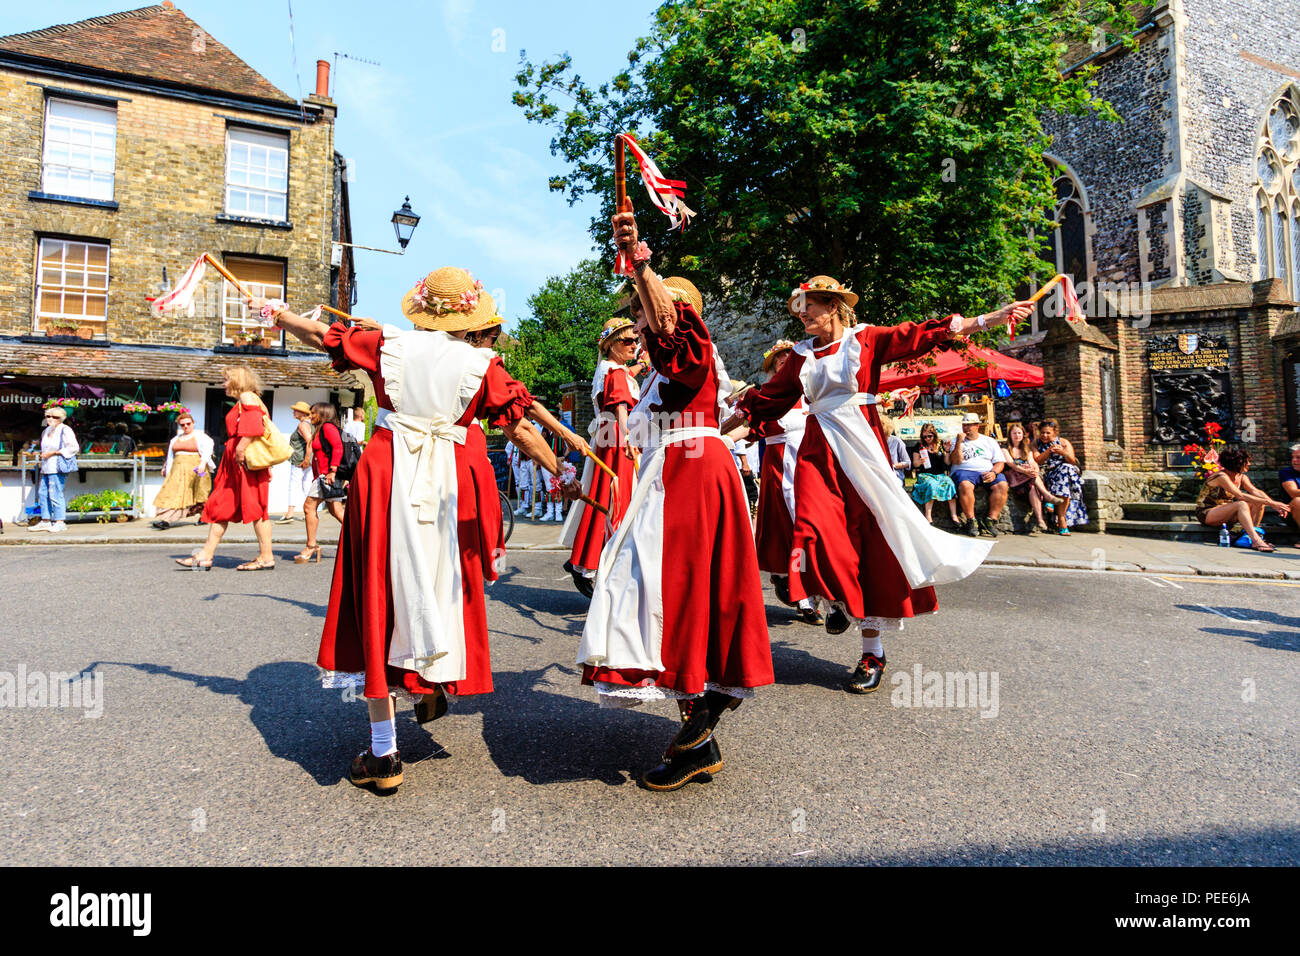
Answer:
[1254,89,1300,295]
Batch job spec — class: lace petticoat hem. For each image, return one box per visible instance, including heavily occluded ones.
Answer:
[320,671,428,705]
[594,680,757,710]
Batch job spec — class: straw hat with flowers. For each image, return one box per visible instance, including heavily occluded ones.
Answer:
[597,317,635,353]
[762,339,796,372]
[787,275,858,316]
[402,266,491,332]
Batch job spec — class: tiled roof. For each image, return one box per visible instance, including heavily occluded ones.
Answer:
[0,4,295,105]
[0,341,346,389]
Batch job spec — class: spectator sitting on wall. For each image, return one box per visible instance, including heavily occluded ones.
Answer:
[1033,418,1088,535]
[947,411,1007,538]
[1278,442,1300,546]
[1193,446,1290,552]
[880,414,910,486]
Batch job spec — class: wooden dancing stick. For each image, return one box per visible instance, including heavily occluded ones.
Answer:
[581,494,609,516]
[319,304,353,320]
[1026,273,1065,305]
[583,446,619,483]
[615,135,632,213]
[202,253,256,300]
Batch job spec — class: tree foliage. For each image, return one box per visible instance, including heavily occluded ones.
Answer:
[514,0,1133,327]
[502,258,625,407]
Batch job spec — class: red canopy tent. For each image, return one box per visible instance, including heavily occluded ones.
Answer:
[879,343,1044,392]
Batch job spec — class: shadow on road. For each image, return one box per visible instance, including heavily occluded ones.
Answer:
[1176,604,1300,653]
[70,659,384,786]
[450,662,675,786]
[826,824,1300,866]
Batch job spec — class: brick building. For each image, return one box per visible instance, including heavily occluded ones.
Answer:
[0,3,358,519]
[1027,0,1300,525]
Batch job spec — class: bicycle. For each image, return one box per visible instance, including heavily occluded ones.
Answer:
[499,489,514,543]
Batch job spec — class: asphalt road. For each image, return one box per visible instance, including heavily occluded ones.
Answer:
[2,545,1297,865]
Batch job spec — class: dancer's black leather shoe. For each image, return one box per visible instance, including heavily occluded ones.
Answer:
[413,688,447,724]
[349,748,403,792]
[664,697,713,757]
[564,560,595,599]
[796,606,824,626]
[771,574,796,608]
[641,738,723,792]
[825,606,852,635]
[845,654,887,694]
[703,689,742,732]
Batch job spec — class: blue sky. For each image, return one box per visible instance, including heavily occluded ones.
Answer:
[14,1,662,329]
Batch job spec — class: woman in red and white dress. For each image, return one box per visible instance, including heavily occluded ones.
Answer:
[259,268,579,794]
[579,209,773,792]
[560,316,642,597]
[749,340,821,626]
[726,277,1033,695]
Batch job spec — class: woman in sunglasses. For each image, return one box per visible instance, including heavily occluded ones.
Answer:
[29,405,78,533]
[152,412,214,529]
[560,316,642,597]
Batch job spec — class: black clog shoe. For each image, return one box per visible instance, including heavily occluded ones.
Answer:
[845,654,887,694]
[796,606,824,626]
[825,606,853,635]
[564,560,595,599]
[771,574,796,608]
[349,748,403,792]
[413,688,448,725]
[641,738,723,792]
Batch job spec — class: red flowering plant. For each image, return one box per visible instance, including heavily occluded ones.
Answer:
[1183,421,1225,479]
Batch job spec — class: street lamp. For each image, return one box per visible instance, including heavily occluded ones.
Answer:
[333,195,421,257]
[392,196,420,250]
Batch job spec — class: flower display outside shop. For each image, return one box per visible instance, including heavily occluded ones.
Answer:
[121,401,153,415]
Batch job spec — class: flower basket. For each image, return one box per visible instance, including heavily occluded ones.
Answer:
[155,401,189,425]
[122,400,152,423]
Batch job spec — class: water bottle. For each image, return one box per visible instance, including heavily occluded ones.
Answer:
[1218,524,1230,548]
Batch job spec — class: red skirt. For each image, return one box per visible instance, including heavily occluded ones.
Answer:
[201,451,269,523]
[318,426,501,699]
[568,434,636,572]
[788,416,937,621]
[754,441,794,574]
[583,439,774,694]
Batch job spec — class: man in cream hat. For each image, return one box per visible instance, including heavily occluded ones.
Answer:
[947,410,1007,537]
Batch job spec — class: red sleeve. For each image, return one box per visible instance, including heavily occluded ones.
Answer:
[874,315,957,365]
[645,302,711,390]
[738,350,805,423]
[322,422,343,469]
[323,322,383,374]
[473,357,535,428]
[600,367,636,409]
[233,402,265,438]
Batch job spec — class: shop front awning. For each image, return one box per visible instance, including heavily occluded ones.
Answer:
[0,340,348,389]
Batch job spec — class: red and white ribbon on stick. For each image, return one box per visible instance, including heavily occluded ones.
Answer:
[614,133,696,276]
[147,255,207,317]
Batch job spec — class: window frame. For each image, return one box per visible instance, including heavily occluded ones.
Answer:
[223,124,290,224]
[219,254,287,347]
[41,96,117,202]
[33,236,111,337]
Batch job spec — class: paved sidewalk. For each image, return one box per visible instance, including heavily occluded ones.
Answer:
[3,511,1298,580]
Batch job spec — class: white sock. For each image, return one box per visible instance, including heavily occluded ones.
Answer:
[797,598,813,611]
[370,717,397,757]
[862,633,884,658]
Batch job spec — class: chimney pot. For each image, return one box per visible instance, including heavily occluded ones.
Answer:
[315,59,330,98]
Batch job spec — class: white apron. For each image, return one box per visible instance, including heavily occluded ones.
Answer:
[376,326,491,684]
[764,399,806,523]
[559,360,640,550]
[795,328,991,588]
[577,344,736,673]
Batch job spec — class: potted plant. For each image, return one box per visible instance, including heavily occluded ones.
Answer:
[122,400,152,423]
[155,400,189,424]
[46,318,80,337]
[232,329,267,348]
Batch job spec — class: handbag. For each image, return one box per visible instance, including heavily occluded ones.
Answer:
[51,426,78,474]
[242,402,292,470]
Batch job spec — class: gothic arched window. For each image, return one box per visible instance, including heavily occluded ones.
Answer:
[1036,161,1090,286]
[1254,89,1300,293]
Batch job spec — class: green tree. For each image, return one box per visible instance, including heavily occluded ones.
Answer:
[504,258,625,407]
[514,0,1132,329]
